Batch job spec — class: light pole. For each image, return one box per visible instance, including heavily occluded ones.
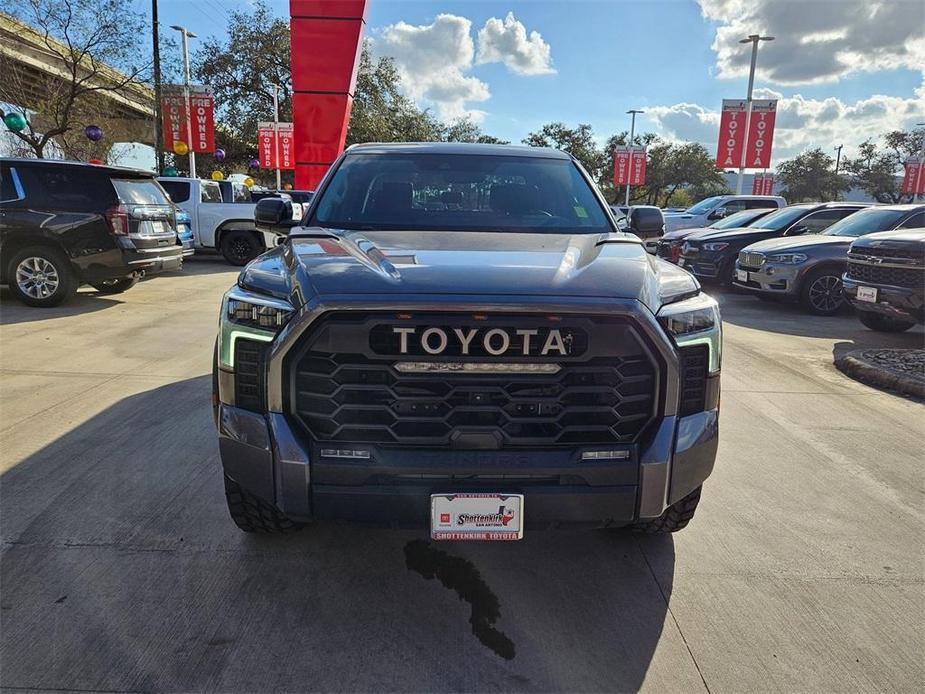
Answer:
[735,34,774,194]
[170,24,198,178]
[916,122,925,203]
[272,84,281,190]
[625,109,644,207]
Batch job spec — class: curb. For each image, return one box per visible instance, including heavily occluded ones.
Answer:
[835,349,925,400]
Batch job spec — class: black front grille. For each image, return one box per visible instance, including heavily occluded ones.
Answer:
[289,314,659,448]
[851,246,924,261]
[656,242,672,259]
[678,345,708,417]
[234,338,266,411]
[846,261,922,288]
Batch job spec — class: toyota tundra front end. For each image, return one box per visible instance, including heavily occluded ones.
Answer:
[214,143,721,539]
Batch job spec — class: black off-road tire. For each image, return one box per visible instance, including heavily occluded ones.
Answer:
[220,230,262,266]
[6,246,78,307]
[631,486,702,534]
[224,475,304,534]
[857,310,915,333]
[91,276,139,294]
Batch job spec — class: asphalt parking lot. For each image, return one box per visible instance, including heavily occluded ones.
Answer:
[1,258,922,693]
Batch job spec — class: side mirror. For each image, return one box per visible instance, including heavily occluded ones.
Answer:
[628,208,665,237]
[255,197,298,234]
[788,224,809,235]
[708,207,727,220]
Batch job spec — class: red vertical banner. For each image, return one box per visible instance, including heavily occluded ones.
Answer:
[188,86,215,153]
[160,89,188,151]
[628,146,647,186]
[752,173,775,195]
[257,122,277,169]
[901,157,924,195]
[613,147,631,186]
[745,99,777,169]
[277,123,295,170]
[716,99,747,169]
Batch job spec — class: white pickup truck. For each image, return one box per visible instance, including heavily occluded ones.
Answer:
[157,177,291,265]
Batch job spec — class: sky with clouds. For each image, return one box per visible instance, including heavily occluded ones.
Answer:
[143,0,923,166]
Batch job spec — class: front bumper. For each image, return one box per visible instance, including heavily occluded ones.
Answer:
[215,294,721,528]
[843,276,925,324]
[678,252,725,279]
[217,404,719,527]
[732,261,803,295]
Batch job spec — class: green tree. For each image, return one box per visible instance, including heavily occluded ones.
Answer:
[441,118,509,144]
[600,131,658,202]
[523,122,605,181]
[776,148,850,202]
[842,128,924,203]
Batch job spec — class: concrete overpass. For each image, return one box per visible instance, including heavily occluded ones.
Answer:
[0,12,156,146]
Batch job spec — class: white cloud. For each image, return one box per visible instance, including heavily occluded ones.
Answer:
[476,12,556,75]
[379,14,490,122]
[698,0,925,84]
[648,84,925,165]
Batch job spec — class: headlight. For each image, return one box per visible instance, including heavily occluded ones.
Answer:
[657,293,722,374]
[702,242,729,252]
[218,286,294,369]
[766,253,807,264]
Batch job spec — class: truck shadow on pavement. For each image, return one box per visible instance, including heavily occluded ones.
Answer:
[0,375,679,692]
[0,288,122,324]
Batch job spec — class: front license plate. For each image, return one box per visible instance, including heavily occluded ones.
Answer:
[857,286,877,303]
[736,269,748,282]
[677,258,686,267]
[431,493,524,541]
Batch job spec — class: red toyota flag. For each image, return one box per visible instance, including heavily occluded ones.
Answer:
[161,89,188,151]
[716,99,747,169]
[613,146,632,186]
[901,157,924,195]
[188,86,215,153]
[628,146,647,186]
[745,99,777,169]
[257,122,278,169]
[752,173,774,195]
[277,123,295,171]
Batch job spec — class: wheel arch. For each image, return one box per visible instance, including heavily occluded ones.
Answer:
[1,235,73,283]
[215,220,265,250]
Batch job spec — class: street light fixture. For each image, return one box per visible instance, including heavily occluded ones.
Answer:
[625,109,644,207]
[735,34,774,194]
[170,25,198,177]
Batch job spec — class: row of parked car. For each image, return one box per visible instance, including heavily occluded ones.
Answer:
[643,194,924,331]
[0,158,311,307]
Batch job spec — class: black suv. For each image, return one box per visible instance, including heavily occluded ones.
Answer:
[1,159,184,307]
[843,225,925,332]
[678,202,870,284]
[214,143,722,539]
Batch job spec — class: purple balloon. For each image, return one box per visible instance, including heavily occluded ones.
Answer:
[214,148,226,162]
[249,158,260,170]
[85,125,103,142]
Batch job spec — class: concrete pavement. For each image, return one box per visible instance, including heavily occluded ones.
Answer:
[1,260,922,692]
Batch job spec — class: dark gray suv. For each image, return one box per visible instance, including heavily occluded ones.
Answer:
[735,205,925,315]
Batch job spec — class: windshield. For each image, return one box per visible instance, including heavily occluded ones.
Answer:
[752,206,812,231]
[710,208,771,230]
[310,153,612,233]
[823,208,907,237]
[112,178,170,205]
[685,196,725,215]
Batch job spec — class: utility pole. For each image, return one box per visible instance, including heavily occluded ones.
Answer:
[736,34,774,194]
[170,25,198,178]
[273,84,281,191]
[152,0,164,173]
[833,144,843,176]
[625,109,643,207]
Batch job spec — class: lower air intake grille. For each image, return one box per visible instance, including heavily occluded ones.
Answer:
[678,345,709,417]
[288,314,660,448]
[846,260,922,288]
[234,338,266,412]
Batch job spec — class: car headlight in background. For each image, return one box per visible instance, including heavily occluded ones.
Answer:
[219,286,294,369]
[702,242,729,252]
[657,293,722,374]
[766,253,807,264]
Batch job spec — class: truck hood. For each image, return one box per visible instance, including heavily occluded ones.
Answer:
[743,235,852,253]
[239,228,699,312]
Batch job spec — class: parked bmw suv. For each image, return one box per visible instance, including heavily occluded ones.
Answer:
[656,207,776,264]
[679,202,869,284]
[1,159,185,307]
[843,224,925,332]
[735,205,925,315]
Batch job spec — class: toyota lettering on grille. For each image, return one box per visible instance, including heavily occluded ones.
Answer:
[392,326,574,356]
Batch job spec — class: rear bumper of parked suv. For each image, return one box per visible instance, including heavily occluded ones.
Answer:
[214,295,721,527]
[77,240,184,282]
